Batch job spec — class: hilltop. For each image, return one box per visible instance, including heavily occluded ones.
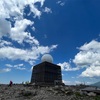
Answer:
[91,81,100,88]
[0,84,100,100]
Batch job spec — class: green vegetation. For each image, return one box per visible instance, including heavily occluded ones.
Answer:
[94,96,100,100]
[23,91,32,96]
[75,92,81,97]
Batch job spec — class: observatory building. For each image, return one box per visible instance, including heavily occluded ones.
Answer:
[31,54,62,85]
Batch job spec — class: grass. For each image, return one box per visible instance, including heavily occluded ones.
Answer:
[94,96,100,100]
[75,92,81,97]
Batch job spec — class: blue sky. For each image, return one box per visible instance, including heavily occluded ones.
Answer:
[0,0,100,85]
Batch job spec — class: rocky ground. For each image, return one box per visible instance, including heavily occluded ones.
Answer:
[0,84,100,100]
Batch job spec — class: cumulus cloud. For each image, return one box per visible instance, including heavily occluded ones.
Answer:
[0,0,58,72]
[0,68,11,73]
[5,64,13,68]
[36,45,57,54]
[6,64,26,70]
[16,67,26,70]
[10,19,39,45]
[43,7,52,13]
[0,0,45,19]
[0,0,45,44]
[58,62,79,71]
[81,65,100,77]
[0,18,11,38]
[63,80,92,85]
[59,40,100,78]
[62,80,73,85]
[73,40,100,77]
[56,1,65,6]
[0,40,12,47]
[0,45,57,65]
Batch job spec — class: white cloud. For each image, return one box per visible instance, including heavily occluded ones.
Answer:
[43,7,52,13]
[0,0,49,46]
[63,80,92,85]
[0,40,12,47]
[10,19,39,45]
[0,18,11,38]
[81,65,100,77]
[73,40,100,77]
[31,66,33,71]
[14,64,26,70]
[75,81,92,85]
[0,47,39,64]
[60,2,65,6]
[32,27,35,31]
[0,68,11,73]
[62,80,73,85]
[16,67,26,70]
[0,0,58,72]
[0,45,57,65]
[58,62,79,71]
[56,1,65,6]
[0,0,45,45]
[0,18,39,46]
[6,63,26,70]
[57,1,61,4]
[75,81,83,85]
[0,0,45,19]
[5,64,13,68]
[37,45,58,54]
[79,40,100,51]
[14,64,24,68]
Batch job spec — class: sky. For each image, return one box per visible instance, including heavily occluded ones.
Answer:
[0,0,100,85]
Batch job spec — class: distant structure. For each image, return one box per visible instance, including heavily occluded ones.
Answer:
[31,54,62,85]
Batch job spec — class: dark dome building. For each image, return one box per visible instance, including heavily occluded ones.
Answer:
[31,54,62,85]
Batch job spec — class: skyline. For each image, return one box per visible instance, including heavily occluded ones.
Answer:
[0,0,100,85]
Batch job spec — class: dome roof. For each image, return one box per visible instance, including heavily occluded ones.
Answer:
[41,54,53,63]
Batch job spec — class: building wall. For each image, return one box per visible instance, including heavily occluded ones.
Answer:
[31,61,62,85]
